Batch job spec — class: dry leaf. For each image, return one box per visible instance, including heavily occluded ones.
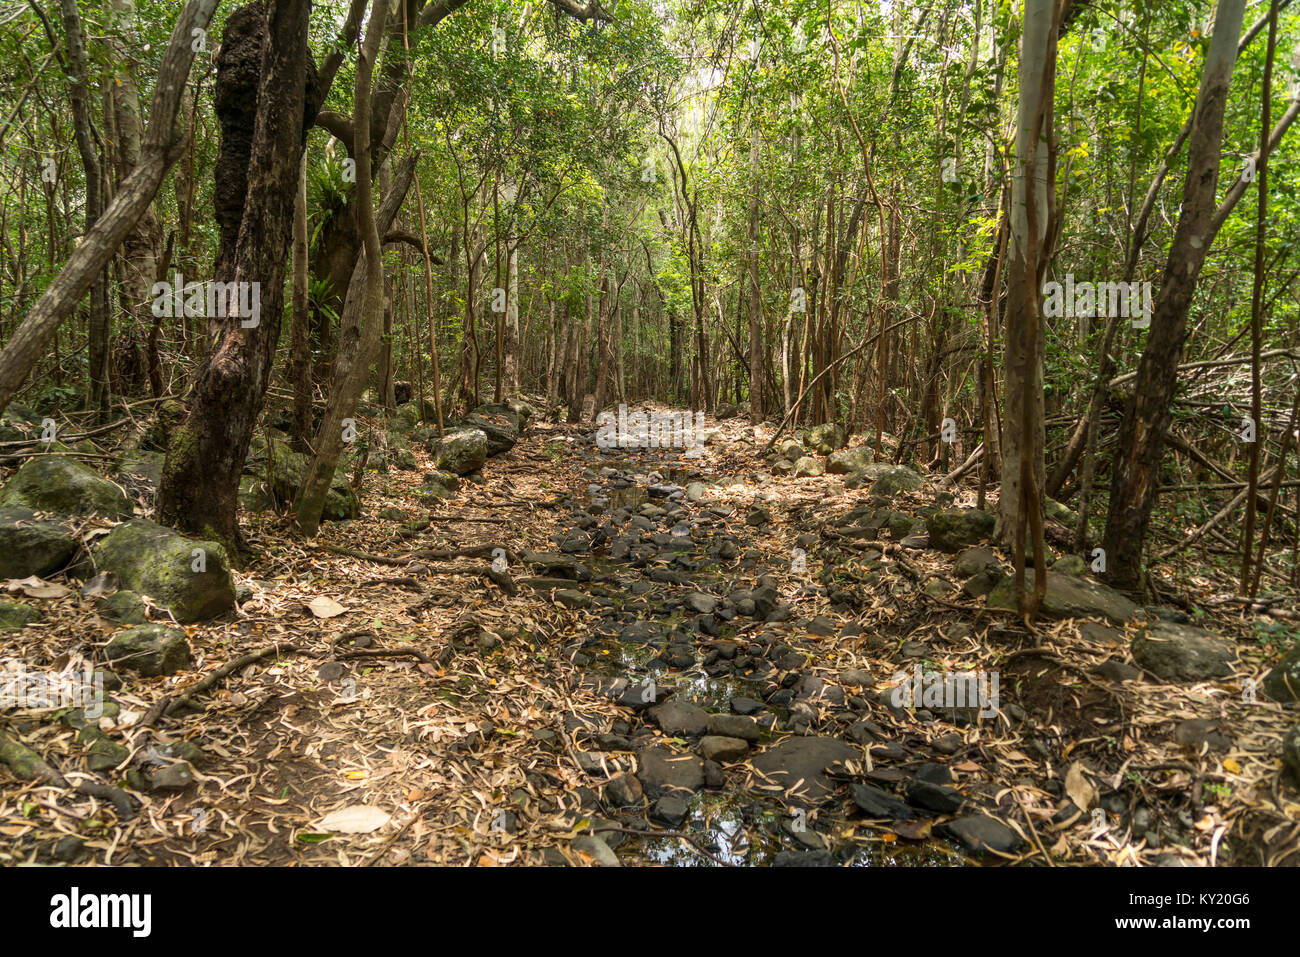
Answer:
[1065,761,1098,812]
[307,596,346,618]
[316,804,391,833]
[6,576,71,599]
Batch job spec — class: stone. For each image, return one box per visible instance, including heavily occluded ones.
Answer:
[698,735,749,763]
[97,589,148,624]
[926,508,996,552]
[905,779,964,814]
[115,450,165,501]
[649,700,709,737]
[706,713,760,742]
[636,747,705,799]
[792,456,825,478]
[105,624,191,677]
[430,428,489,475]
[0,456,132,518]
[1263,641,1300,703]
[986,570,1138,624]
[730,696,764,716]
[605,773,644,807]
[1283,723,1300,782]
[772,849,835,866]
[849,783,914,819]
[245,437,358,520]
[461,405,521,456]
[865,465,924,496]
[1052,554,1088,577]
[749,736,858,806]
[827,446,873,474]
[808,423,846,454]
[150,761,195,792]
[650,795,690,828]
[0,601,41,630]
[683,591,718,614]
[1090,659,1141,683]
[93,519,236,622]
[940,815,1024,854]
[571,834,620,867]
[0,506,79,579]
[954,546,999,579]
[1131,620,1236,682]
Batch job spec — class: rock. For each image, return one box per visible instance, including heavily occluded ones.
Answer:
[105,624,191,677]
[97,589,148,624]
[0,455,132,518]
[749,736,858,806]
[746,507,771,527]
[1043,497,1078,527]
[926,508,996,552]
[772,849,835,866]
[571,834,621,866]
[792,456,825,478]
[954,546,1000,579]
[552,589,591,609]
[114,450,165,501]
[827,446,873,474]
[1090,659,1141,683]
[683,592,718,614]
[699,735,749,763]
[636,747,705,799]
[905,779,965,814]
[1263,641,1300,703]
[462,405,520,456]
[0,506,78,579]
[730,696,764,715]
[1131,620,1236,682]
[940,815,1024,854]
[986,570,1138,624]
[649,700,709,737]
[430,428,489,475]
[650,794,690,827]
[605,773,644,807]
[866,465,924,496]
[149,761,195,792]
[1052,554,1088,576]
[715,402,739,419]
[390,402,424,433]
[850,783,914,819]
[706,713,760,742]
[0,601,41,630]
[93,519,236,622]
[808,423,846,454]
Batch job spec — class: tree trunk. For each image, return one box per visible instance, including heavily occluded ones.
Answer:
[158,0,319,555]
[1102,0,1248,591]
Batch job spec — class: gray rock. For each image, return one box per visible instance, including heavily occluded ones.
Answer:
[461,405,521,456]
[792,456,825,478]
[1131,620,1236,681]
[636,747,705,799]
[954,546,1000,579]
[1052,554,1088,576]
[0,455,132,518]
[706,713,760,742]
[1263,641,1300,703]
[571,834,621,866]
[93,519,235,622]
[926,508,996,552]
[649,700,709,737]
[605,773,644,807]
[850,783,914,819]
[149,761,195,792]
[749,736,858,806]
[430,427,489,475]
[97,589,148,624]
[650,794,690,827]
[940,814,1023,854]
[986,570,1138,624]
[0,506,78,579]
[808,423,846,454]
[105,624,191,677]
[827,446,874,474]
[1283,723,1300,782]
[698,735,749,763]
[683,591,718,614]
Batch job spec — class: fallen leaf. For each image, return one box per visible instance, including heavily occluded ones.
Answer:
[308,596,346,618]
[317,804,391,834]
[1222,757,1241,774]
[1065,761,1098,812]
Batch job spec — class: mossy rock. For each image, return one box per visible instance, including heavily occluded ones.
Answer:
[1262,641,1300,703]
[115,449,165,500]
[808,423,846,454]
[93,519,235,622]
[0,505,78,578]
[986,569,1139,625]
[0,600,41,630]
[97,589,149,624]
[104,623,191,677]
[0,455,132,518]
[429,428,488,476]
[1131,620,1236,682]
[792,455,825,478]
[827,446,873,474]
[244,438,358,521]
[461,405,520,456]
[927,508,996,553]
[0,403,43,444]
[391,402,424,433]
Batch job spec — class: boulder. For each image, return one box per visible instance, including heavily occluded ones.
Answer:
[827,446,874,474]
[986,570,1138,624]
[93,519,235,622]
[0,455,132,518]
[0,506,78,579]
[390,402,424,433]
[463,404,522,455]
[636,747,705,800]
[846,463,923,495]
[748,736,858,806]
[430,428,488,476]
[808,423,846,454]
[244,438,358,521]
[1131,620,1236,682]
[1263,641,1300,703]
[105,624,191,677]
[114,450,165,501]
[792,456,825,478]
[926,508,996,552]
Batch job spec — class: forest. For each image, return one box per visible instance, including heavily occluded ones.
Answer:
[0,0,1296,874]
